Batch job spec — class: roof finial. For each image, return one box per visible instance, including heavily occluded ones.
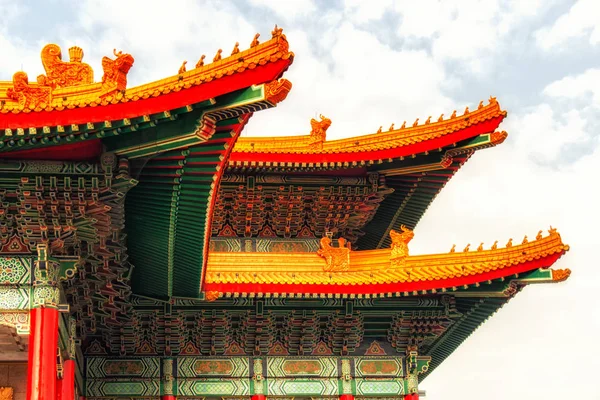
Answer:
[412,118,419,127]
[231,42,240,56]
[451,110,457,119]
[425,116,431,125]
[491,240,498,250]
[477,242,484,251]
[449,244,456,253]
[400,121,406,129]
[506,238,513,248]
[195,55,206,68]
[478,100,484,109]
[536,230,543,240]
[438,114,444,122]
[489,95,497,104]
[464,106,469,115]
[251,33,260,48]
[463,243,470,252]
[522,235,528,244]
[377,126,382,133]
[213,49,223,62]
[178,61,187,74]
[272,24,284,38]
[388,123,394,131]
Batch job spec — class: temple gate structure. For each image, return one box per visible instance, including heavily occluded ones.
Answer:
[0,27,570,400]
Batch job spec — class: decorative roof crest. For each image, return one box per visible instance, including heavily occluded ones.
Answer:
[39,44,94,88]
[5,44,134,110]
[100,49,135,94]
[309,114,332,150]
[390,225,414,267]
[317,236,351,272]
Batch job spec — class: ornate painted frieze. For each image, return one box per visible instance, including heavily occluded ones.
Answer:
[86,356,410,397]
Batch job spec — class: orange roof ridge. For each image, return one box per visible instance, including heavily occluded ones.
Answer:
[233,97,506,154]
[204,227,569,289]
[0,26,293,113]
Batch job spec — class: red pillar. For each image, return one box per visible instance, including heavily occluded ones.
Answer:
[340,395,354,400]
[251,396,266,400]
[161,396,176,400]
[404,394,419,400]
[56,377,62,400]
[60,359,75,400]
[26,307,59,400]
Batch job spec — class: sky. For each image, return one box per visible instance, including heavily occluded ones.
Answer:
[1,0,599,398]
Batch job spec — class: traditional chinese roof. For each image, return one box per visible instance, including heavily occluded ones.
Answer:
[230,99,505,164]
[217,102,507,251]
[0,31,293,161]
[204,228,569,296]
[0,28,295,300]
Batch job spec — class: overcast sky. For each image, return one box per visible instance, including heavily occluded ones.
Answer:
[1,0,599,398]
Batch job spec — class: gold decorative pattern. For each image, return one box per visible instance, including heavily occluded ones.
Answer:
[39,44,94,88]
[205,291,220,302]
[0,387,13,400]
[100,49,135,94]
[551,268,571,282]
[6,72,52,109]
[389,225,414,267]
[264,79,293,106]
[233,97,506,154]
[205,228,569,288]
[309,114,332,150]
[0,30,293,114]
[317,237,351,272]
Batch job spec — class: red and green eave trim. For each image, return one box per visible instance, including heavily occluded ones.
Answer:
[0,59,292,161]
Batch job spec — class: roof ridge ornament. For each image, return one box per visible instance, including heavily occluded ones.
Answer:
[317,236,351,272]
[5,44,134,110]
[390,225,414,267]
[6,71,51,109]
[100,49,134,94]
[309,114,331,150]
[39,44,94,88]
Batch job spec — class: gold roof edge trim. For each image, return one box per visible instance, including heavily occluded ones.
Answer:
[0,27,293,114]
[233,97,506,154]
[205,228,569,286]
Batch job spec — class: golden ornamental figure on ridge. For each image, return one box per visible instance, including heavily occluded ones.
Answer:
[38,44,94,88]
[308,114,332,150]
[317,236,351,272]
[390,225,414,267]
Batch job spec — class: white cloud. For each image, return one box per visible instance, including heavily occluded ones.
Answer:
[73,0,257,86]
[248,0,316,20]
[535,0,600,50]
[247,22,452,140]
[344,0,550,74]
[342,0,393,24]
[543,68,600,107]
[509,105,589,164]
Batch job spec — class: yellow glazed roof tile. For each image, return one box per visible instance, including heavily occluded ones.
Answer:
[232,98,506,155]
[205,228,568,287]
[0,28,293,114]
